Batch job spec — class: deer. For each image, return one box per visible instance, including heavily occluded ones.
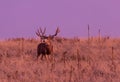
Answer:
[36,27,60,61]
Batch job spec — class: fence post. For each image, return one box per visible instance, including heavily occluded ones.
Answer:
[98,29,101,42]
[21,38,24,55]
[112,46,114,63]
[88,24,90,44]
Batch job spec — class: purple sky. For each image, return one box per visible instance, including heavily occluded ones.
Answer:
[0,0,120,39]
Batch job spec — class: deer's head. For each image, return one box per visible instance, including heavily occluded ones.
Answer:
[36,27,60,44]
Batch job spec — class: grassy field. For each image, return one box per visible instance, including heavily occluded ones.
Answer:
[0,37,120,82]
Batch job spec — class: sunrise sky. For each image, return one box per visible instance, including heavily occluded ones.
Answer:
[0,0,120,39]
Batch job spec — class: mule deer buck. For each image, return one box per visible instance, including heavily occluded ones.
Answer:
[36,27,60,61]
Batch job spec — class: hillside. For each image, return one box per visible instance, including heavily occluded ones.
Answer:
[0,37,120,82]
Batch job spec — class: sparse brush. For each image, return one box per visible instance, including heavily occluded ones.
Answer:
[55,37,63,43]
[111,46,116,72]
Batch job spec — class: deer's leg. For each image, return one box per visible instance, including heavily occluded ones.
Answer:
[45,55,48,61]
[40,55,44,60]
[48,55,52,61]
[37,54,41,60]
[48,55,50,60]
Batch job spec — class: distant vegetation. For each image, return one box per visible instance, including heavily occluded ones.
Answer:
[0,37,120,82]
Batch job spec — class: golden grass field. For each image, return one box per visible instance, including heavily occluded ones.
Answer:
[0,37,120,82]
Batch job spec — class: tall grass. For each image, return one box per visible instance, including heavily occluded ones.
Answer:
[0,37,120,82]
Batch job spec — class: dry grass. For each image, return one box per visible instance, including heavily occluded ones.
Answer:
[0,37,120,82]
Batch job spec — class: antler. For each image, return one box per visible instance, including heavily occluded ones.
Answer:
[36,27,46,37]
[36,27,60,39]
[51,27,60,38]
